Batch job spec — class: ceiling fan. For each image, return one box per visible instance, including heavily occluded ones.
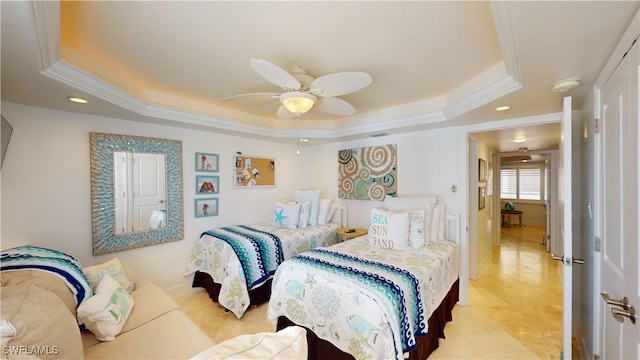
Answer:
[220,59,372,120]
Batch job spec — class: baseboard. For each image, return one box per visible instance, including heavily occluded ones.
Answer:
[165,282,204,298]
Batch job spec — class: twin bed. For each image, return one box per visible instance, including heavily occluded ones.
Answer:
[184,193,343,318]
[185,195,460,360]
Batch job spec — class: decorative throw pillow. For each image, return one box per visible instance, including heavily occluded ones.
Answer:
[316,199,332,225]
[326,203,339,224]
[77,275,134,341]
[83,258,134,293]
[369,208,410,250]
[383,195,437,243]
[431,204,445,243]
[408,209,426,248]
[273,200,300,229]
[295,200,312,228]
[293,190,321,226]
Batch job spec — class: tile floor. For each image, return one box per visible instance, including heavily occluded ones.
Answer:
[176,225,563,359]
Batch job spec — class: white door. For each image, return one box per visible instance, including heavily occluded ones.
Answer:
[598,35,638,359]
[132,153,166,231]
[553,96,574,358]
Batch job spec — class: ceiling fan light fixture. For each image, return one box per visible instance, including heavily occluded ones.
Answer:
[280,91,316,115]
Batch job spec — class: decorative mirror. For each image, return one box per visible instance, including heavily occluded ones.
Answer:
[90,132,183,255]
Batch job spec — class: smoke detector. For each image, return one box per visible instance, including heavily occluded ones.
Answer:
[552,78,581,92]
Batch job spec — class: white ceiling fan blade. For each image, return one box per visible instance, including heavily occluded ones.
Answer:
[250,59,301,91]
[218,92,279,102]
[316,97,356,116]
[309,72,372,97]
[277,105,296,120]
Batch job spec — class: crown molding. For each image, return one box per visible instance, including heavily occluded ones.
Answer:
[442,74,522,120]
[31,0,517,141]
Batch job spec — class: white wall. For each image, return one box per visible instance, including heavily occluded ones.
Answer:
[305,128,463,229]
[0,102,466,297]
[0,102,304,295]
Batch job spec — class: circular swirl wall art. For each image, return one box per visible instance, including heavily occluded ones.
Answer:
[338,144,397,200]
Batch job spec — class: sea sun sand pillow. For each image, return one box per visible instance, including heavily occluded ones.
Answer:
[369,208,410,250]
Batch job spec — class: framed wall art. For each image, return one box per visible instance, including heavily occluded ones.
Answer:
[478,186,486,209]
[338,144,397,200]
[478,158,487,182]
[195,152,219,172]
[196,175,219,194]
[195,198,218,218]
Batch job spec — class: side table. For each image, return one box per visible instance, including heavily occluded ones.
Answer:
[336,227,368,242]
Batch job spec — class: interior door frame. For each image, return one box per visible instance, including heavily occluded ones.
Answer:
[460,115,563,307]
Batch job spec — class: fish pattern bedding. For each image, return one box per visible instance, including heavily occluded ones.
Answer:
[185,222,340,318]
[266,235,459,360]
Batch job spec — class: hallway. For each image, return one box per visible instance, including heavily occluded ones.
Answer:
[430,225,563,359]
[176,225,563,359]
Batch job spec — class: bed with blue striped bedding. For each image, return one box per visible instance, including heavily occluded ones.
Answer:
[267,236,459,360]
[0,245,93,307]
[185,222,340,318]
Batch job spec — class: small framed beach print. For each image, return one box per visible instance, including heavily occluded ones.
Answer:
[196,175,219,194]
[196,152,219,172]
[195,198,218,218]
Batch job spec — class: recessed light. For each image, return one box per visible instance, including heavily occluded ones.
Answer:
[299,138,309,143]
[496,106,510,111]
[68,97,88,104]
[514,137,527,143]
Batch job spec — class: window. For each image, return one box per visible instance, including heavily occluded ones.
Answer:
[500,164,545,201]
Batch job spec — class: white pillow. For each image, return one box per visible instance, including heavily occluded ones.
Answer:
[430,205,444,244]
[296,200,311,228]
[77,275,134,341]
[383,195,437,243]
[190,326,307,360]
[317,199,332,225]
[83,258,134,293]
[293,190,321,226]
[438,205,447,241]
[273,201,300,229]
[326,203,339,224]
[369,208,410,250]
[408,209,426,248]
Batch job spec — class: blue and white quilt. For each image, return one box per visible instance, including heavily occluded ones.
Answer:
[185,222,340,318]
[0,245,93,307]
[267,236,459,360]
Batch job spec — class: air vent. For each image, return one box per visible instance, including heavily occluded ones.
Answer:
[369,133,388,138]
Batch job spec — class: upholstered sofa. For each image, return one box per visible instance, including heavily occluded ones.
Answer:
[1,268,215,359]
[1,247,307,360]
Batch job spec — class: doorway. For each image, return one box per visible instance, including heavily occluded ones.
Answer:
[466,125,564,355]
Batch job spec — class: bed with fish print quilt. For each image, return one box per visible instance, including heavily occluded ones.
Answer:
[184,220,341,318]
[268,199,460,360]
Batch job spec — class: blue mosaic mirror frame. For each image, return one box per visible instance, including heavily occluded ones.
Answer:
[90,132,183,255]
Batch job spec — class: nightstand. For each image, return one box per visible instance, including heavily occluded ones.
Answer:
[336,227,368,242]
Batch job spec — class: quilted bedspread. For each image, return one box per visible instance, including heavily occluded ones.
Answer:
[185,222,339,318]
[266,236,459,360]
[0,245,93,307]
